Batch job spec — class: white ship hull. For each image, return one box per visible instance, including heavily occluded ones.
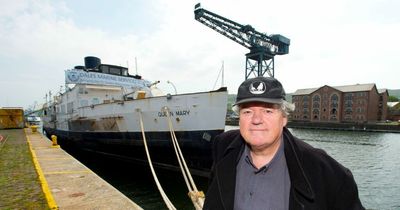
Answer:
[43,87,227,175]
[42,57,228,175]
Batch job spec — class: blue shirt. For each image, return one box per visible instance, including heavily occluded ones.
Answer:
[234,137,291,210]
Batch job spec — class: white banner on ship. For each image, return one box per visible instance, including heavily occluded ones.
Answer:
[65,69,150,88]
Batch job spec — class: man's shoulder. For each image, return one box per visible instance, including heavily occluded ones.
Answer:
[217,129,241,141]
[213,129,242,155]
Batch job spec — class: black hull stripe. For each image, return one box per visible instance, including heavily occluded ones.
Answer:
[43,127,223,173]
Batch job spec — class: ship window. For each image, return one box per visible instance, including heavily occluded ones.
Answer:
[109,67,121,75]
[92,98,100,105]
[61,105,66,114]
[122,69,128,76]
[100,65,109,74]
[80,100,88,107]
[67,102,73,114]
[78,87,84,94]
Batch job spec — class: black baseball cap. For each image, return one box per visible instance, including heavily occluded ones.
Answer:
[234,76,286,106]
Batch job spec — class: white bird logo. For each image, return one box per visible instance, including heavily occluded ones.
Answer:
[249,81,266,94]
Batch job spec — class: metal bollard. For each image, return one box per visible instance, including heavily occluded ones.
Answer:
[51,135,58,146]
[30,125,38,133]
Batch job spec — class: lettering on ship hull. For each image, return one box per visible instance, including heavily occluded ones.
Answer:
[157,110,190,117]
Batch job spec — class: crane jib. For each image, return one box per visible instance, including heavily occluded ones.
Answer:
[194,3,290,79]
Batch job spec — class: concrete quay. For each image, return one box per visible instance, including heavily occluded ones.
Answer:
[25,128,143,210]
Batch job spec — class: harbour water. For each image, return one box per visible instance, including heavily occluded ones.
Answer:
[287,128,400,210]
[72,126,400,210]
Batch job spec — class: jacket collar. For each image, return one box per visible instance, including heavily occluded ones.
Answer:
[215,133,243,210]
[283,127,315,202]
[214,128,315,209]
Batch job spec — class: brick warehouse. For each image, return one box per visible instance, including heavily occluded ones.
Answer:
[291,83,388,123]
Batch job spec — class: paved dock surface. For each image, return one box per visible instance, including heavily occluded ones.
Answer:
[26,128,143,209]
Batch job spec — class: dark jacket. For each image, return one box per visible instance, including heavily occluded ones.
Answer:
[203,128,365,210]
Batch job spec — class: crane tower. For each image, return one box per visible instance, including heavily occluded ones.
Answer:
[194,3,290,79]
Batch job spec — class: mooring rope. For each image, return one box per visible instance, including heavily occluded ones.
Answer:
[0,135,9,152]
[163,107,205,210]
[137,109,176,210]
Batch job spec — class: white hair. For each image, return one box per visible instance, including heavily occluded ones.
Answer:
[232,101,295,117]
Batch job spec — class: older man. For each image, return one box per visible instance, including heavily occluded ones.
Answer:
[203,76,364,210]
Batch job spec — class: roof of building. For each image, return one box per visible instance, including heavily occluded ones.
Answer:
[378,88,388,94]
[293,83,377,95]
[292,88,318,95]
[333,83,375,92]
[388,102,400,108]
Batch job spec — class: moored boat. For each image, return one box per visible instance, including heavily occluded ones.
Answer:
[26,115,41,126]
[42,56,228,175]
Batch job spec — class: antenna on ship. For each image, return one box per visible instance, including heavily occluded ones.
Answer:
[48,91,52,103]
[135,57,138,75]
[221,61,224,87]
[44,93,48,105]
[213,61,225,90]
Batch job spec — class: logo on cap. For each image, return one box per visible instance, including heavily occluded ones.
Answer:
[249,81,266,95]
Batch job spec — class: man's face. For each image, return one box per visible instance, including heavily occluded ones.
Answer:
[239,102,287,151]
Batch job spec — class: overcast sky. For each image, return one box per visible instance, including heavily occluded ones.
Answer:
[1,0,399,110]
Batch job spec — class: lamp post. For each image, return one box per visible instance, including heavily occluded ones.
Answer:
[167,80,177,95]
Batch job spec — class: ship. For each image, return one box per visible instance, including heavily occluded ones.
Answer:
[42,56,228,176]
[26,115,41,126]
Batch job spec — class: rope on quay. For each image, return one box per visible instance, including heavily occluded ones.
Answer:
[163,106,205,210]
[0,134,9,152]
[137,109,176,210]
